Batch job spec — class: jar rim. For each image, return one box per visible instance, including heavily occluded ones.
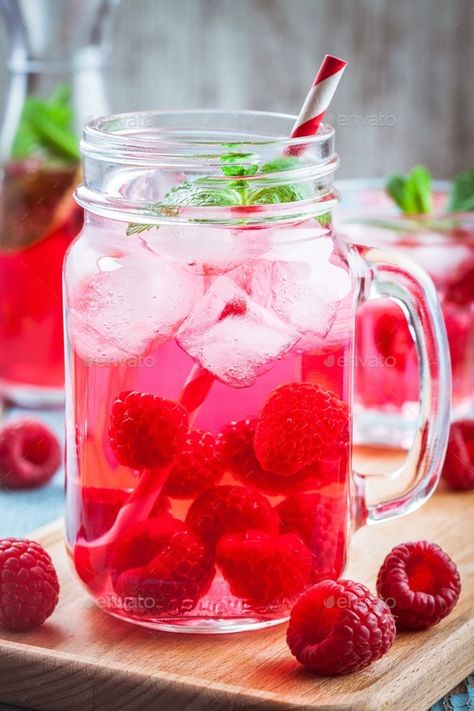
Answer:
[81,109,335,163]
[77,110,339,225]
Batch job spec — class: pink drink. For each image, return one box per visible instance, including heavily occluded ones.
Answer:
[351,220,474,420]
[64,213,353,631]
[0,159,82,405]
[65,111,452,634]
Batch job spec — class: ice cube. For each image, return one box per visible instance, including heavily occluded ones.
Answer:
[227,260,274,307]
[69,253,202,365]
[176,276,300,387]
[142,224,271,276]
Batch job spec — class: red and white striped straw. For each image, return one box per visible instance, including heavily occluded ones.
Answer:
[290,54,347,139]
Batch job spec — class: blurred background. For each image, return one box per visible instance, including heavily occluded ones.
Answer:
[1,0,472,178]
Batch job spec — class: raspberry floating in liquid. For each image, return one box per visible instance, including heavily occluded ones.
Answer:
[163,430,225,498]
[185,484,279,549]
[109,390,188,470]
[254,382,349,475]
[216,530,313,608]
[442,420,474,491]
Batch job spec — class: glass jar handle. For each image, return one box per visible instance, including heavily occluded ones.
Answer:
[354,246,451,524]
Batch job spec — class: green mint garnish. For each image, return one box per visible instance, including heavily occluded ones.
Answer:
[164,180,244,207]
[260,156,301,173]
[446,168,474,213]
[126,151,331,234]
[11,83,79,164]
[221,150,259,177]
[125,223,155,237]
[386,166,432,214]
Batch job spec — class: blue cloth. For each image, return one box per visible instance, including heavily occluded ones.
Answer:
[0,409,471,710]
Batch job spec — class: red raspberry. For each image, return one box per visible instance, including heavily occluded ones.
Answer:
[276,492,347,581]
[254,383,349,475]
[373,304,412,371]
[217,419,305,495]
[376,541,461,630]
[444,258,474,306]
[0,419,61,490]
[109,390,188,469]
[442,421,474,491]
[217,417,347,496]
[185,485,279,549]
[216,530,313,607]
[163,430,225,498]
[0,538,60,631]
[443,304,470,373]
[287,579,396,675]
[78,486,169,541]
[112,516,215,615]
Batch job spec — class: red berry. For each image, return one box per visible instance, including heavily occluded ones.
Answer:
[276,492,347,581]
[444,258,474,306]
[78,486,170,541]
[254,383,349,475]
[0,419,61,490]
[109,391,188,469]
[287,579,396,675]
[217,419,302,495]
[443,304,470,373]
[112,516,215,615]
[79,486,129,541]
[373,304,412,371]
[376,541,461,630]
[0,538,60,631]
[185,485,279,549]
[219,419,347,495]
[163,430,225,498]
[218,298,247,320]
[442,420,474,491]
[216,530,313,607]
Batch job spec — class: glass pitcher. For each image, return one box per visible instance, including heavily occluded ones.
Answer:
[64,111,450,633]
[0,0,118,406]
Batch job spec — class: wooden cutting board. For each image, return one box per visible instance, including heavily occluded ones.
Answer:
[0,450,472,711]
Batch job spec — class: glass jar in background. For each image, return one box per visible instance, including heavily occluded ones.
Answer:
[64,111,450,633]
[336,181,474,447]
[0,0,118,407]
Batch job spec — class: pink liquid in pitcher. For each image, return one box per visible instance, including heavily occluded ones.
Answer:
[0,159,82,402]
[65,215,354,631]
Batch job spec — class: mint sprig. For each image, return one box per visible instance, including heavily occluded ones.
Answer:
[126,151,332,234]
[11,83,80,164]
[386,166,432,214]
[446,168,474,213]
[386,164,474,218]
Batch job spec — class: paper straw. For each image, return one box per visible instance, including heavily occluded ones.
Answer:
[290,54,347,139]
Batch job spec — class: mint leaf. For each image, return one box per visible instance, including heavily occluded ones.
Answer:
[249,183,309,204]
[221,152,259,177]
[11,83,79,164]
[163,180,243,207]
[386,175,408,212]
[315,211,332,227]
[261,156,300,173]
[386,166,432,214]
[125,223,155,236]
[447,168,474,213]
[406,166,432,213]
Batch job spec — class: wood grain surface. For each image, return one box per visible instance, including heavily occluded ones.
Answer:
[0,450,472,711]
